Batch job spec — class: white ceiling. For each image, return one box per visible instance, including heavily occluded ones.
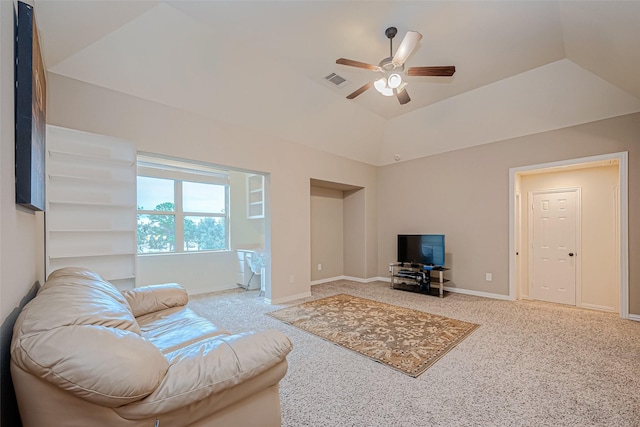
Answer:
[33,1,640,166]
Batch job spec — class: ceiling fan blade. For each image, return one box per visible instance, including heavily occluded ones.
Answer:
[346,82,373,99]
[395,88,411,105]
[336,58,379,71]
[406,66,456,77]
[392,31,423,66]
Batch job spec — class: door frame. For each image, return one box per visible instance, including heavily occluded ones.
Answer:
[509,151,629,319]
[527,187,582,307]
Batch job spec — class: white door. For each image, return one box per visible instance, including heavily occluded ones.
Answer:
[531,190,578,305]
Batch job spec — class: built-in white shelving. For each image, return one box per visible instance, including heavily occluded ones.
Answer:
[45,126,137,289]
[247,174,264,219]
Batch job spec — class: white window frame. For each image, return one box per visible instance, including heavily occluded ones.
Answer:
[137,155,230,254]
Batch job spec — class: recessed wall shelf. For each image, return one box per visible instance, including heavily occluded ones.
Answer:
[247,174,265,219]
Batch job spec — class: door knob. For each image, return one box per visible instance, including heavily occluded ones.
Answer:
[569,253,574,257]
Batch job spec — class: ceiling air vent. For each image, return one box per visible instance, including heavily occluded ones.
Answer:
[324,73,349,88]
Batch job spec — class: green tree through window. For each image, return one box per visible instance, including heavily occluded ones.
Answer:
[137,202,176,253]
[184,216,226,251]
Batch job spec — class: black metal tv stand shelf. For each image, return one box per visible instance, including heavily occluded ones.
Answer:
[389,262,450,298]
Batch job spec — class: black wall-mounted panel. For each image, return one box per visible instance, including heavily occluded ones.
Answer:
[15,1,46,211]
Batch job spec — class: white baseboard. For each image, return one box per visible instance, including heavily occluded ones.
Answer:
[187,284,238,296]
[267,291,312,305]
[311,275,384,286]
[628,313,640,322]
[310,276,342,286]
[579,303,616,313]
[442,286,512,300]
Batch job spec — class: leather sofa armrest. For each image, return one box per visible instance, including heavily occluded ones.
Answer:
[121,283,189,318]
[114,329,293,419]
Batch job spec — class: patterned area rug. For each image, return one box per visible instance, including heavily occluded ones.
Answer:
[268,293,479,377]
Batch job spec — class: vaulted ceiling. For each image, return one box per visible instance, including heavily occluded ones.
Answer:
[33,1,640,166]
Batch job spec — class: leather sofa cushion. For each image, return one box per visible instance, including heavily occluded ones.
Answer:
[36,267,140,334]
[122,283,189,317]
[13,325,169,407]
[11,267,169,406]
[137,306,230,354]
[114,329,292,419]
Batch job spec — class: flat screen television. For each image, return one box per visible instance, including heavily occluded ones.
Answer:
[397,234,445,267]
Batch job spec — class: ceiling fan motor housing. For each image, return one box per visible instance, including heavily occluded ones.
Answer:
[378,57,403,71]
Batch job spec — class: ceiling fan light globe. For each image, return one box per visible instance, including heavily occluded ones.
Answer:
[388,73,402,89]
[374,78,388,93]
[380,87,394,97]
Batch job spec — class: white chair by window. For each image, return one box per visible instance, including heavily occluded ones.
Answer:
[245,251,268,296]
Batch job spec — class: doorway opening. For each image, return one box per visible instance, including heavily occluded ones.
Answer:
[509,152,628,318]
[310,179,366,283]
[136,152,271,298]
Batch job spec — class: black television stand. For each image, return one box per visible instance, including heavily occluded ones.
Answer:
[389,262,449,298]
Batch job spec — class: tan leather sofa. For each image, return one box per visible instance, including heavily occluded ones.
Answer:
[10,267,293,427]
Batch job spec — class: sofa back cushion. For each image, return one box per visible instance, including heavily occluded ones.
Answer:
[37,267,141,334]
[11,267,169,406]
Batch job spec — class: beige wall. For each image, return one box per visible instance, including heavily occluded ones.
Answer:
[344,188,367,278]
[1,0,44,326]
[377,113,640,315]
[519,165,619,311]
[310,186,344,281]
[137,251,237,294]
[47,73,379,303]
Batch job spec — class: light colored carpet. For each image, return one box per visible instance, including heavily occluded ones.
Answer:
[189,280,640,427]
[267,293,479,377]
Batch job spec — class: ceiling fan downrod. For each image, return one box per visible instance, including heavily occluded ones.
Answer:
[385,26,398,58]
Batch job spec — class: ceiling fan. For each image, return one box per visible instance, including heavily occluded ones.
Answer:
[336,27,455,105]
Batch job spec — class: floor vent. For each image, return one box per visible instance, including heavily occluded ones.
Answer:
[324,73,349,87]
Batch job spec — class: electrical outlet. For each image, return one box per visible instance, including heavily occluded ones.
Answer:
[486,273,492,281]
[317,264,322,271]
[289,275,295,283]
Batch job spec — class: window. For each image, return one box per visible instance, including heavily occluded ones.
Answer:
[136,156,229,254]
